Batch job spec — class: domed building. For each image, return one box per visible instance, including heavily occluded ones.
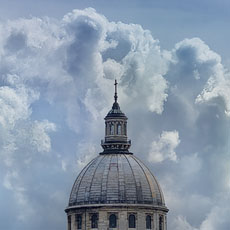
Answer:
[65,81,168,230]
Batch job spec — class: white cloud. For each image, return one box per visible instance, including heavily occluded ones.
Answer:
[31,120,56,153]
[103,58,124,80]
[148,130,180,163]
[169,38,230,116]
[0,76,56,222]
[76,142,98,169]
[200,204,230,230]
[0,82,37,128]
[196,72,230,116]
[171,199,230,230]
[173,216,198,230]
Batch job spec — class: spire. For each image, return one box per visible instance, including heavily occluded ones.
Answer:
[112,80,120,111]
[114,79,118,103]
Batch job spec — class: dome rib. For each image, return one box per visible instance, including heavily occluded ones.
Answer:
[101,154,112,203]
[69,157,98,205]
[117,155,126,202]
[121,155,137,203]
[88,155,106,203]
[129,155,153,203]
[123,154,139,203]
[134,157,165,206]
[106,155,119,202]
[75,156,102,204]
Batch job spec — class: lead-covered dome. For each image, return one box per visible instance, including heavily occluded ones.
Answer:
[69,154,165,207]
[67,80,167,213]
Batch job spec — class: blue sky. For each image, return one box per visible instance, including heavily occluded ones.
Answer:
[0,1,229,230]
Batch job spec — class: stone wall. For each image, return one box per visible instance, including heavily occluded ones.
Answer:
[66,205,167,230]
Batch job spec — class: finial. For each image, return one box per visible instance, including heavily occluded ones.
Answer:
[114,79,118,103]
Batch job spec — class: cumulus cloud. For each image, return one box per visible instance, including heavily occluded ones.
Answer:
[196,72,230,116]
[200,203,230,230]
[31,120,56,153]
[172,201,230,230]
[0,7,229,230]
[173,216,198,230]
[148,130,180,163]
[0,83,56,220]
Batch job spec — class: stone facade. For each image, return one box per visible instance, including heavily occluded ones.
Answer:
[66,205,167,230]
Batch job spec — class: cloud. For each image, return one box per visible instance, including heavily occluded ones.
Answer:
[171,200,230,230]
[31,120,56,153]
[196,72,230,116]
[173,216,198,230]
[148,130,180,163]
[0,7,229,230]
[200,203,230,230]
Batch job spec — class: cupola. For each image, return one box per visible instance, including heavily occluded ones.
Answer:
[101,80,131,154]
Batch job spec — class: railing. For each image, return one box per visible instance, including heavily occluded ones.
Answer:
[101,139,131,145]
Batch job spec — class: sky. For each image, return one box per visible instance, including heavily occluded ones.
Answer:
[0,1,229,230]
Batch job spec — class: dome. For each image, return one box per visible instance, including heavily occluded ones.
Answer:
[65,80,168,230]
[69,153,165,207]
[106,101,126,118]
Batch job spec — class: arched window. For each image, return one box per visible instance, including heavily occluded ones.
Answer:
[68,215,71,230]
[117,124,121,135]
[146,215,151,229]
[124,123,127,135]
[110,124,114,135]
[109,214,117,228]
[159,215,163,230]
[91,214,98,228]
[128,214,136,228]
[106,123,108,135]
[75,214,82,229]
[91,213,98,228]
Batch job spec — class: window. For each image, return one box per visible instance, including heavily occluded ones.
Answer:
[91,213,98,228]
[117,124,121,135]
[124,123,127,135]
[146,215,151,229]
[128,214,136,228]
[109,214,117,228]
[110,124,114,135]
[75,214,82,229]
[159,215,163,230]
[106,123,108,135]
[68,215,71,230]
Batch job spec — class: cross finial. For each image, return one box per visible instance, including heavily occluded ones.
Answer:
[114,79,118,102]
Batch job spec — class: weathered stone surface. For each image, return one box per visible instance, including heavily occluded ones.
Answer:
[66,206,167,230]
